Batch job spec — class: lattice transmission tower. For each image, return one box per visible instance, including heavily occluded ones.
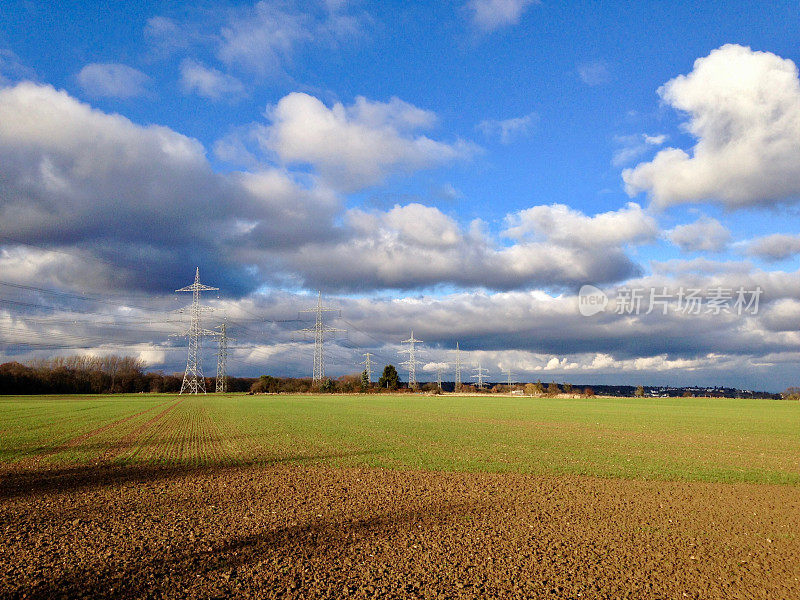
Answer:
[296,292,343,382]
[175,267,218,395]
[436,364,446,390]
[361,352,374,383]
[472,361,488,390]
[454,342,462,391]
[505,367,513,387]
[400,331,423,389]
[215,320,232,393]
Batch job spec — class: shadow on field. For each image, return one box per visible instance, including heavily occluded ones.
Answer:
[0,450,380,500]
[4,432,290,464]
[4,433,258,462]
[20,498,484,600]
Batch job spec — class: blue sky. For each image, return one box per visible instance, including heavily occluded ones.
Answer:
[2,0,800,390]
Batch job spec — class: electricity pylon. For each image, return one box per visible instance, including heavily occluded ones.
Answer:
[361,352,374,383]
[400,331,423,389]
[215,320,232,393]
[436,364,446,390]
[175,267,218,395]
[297,291,343,382]
[505,367,512,387]
[472,361,488,390]
[454,342,462,391]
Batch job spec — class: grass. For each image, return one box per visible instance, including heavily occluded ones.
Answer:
[1,393,799,484]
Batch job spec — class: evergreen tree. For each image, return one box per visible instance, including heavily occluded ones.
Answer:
[361,369,370,391]
[378,365,400,390]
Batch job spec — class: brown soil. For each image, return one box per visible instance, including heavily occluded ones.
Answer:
[0,463,798,599]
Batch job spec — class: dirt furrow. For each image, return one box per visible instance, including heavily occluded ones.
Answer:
[8,400,172,470]
[94,398,185,464]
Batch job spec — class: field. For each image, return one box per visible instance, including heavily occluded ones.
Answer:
[1,393,799,598]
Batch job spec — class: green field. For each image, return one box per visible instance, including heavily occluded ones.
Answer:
[1,393,798,484]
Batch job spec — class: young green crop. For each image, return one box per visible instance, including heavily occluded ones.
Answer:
[1,393,798,484]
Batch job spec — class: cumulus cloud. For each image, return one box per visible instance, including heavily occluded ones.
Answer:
[0,82,338,294]
[422,361,449,372]
[624,44,800,209]
[668,216,731,253]
[468,0,537,31]
[477,112,538,143]
[744,233,800,262]
[502,202,659,248]
[256,92,476,191]
[180,59,245,100]
[283,202,654,292]
[651,258,752,277]
[0,82,648,296]
[6,269,800,388]
[76,63,150,99]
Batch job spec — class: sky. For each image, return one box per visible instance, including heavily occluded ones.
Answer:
[2,0,800,391]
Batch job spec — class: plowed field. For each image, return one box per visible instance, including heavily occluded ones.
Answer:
[1,394,798,599]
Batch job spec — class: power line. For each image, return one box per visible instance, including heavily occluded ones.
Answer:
[0,280,164,313]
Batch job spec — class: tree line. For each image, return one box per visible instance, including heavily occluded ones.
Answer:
[1,356,789,398]
[0,356,260,395]
[0,357,588,396]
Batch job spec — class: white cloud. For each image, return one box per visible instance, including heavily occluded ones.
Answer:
[137,346,167,366]
[180,59,245,100]
[76,63,150,99]
[285,202,651,291]
[257,92,476,191]
[0,82,338,294]
[643,134,667,145]
[145,3,369,78]
[0,49,36,85]
[144,17,193,58]
[6,273,800,388]
[744,233,800,262]
[503,202,659,248]
[477,112,538,143]
[422,361,449,372]
[0,82,642,296]
[218,2,310,74]
[651,258,752,276]
[668,216,731,253]
[624,44,800,209]
[612,133,667,167]
[217,1,368,75]
[468,0,537,31]
[577,60,611,86]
